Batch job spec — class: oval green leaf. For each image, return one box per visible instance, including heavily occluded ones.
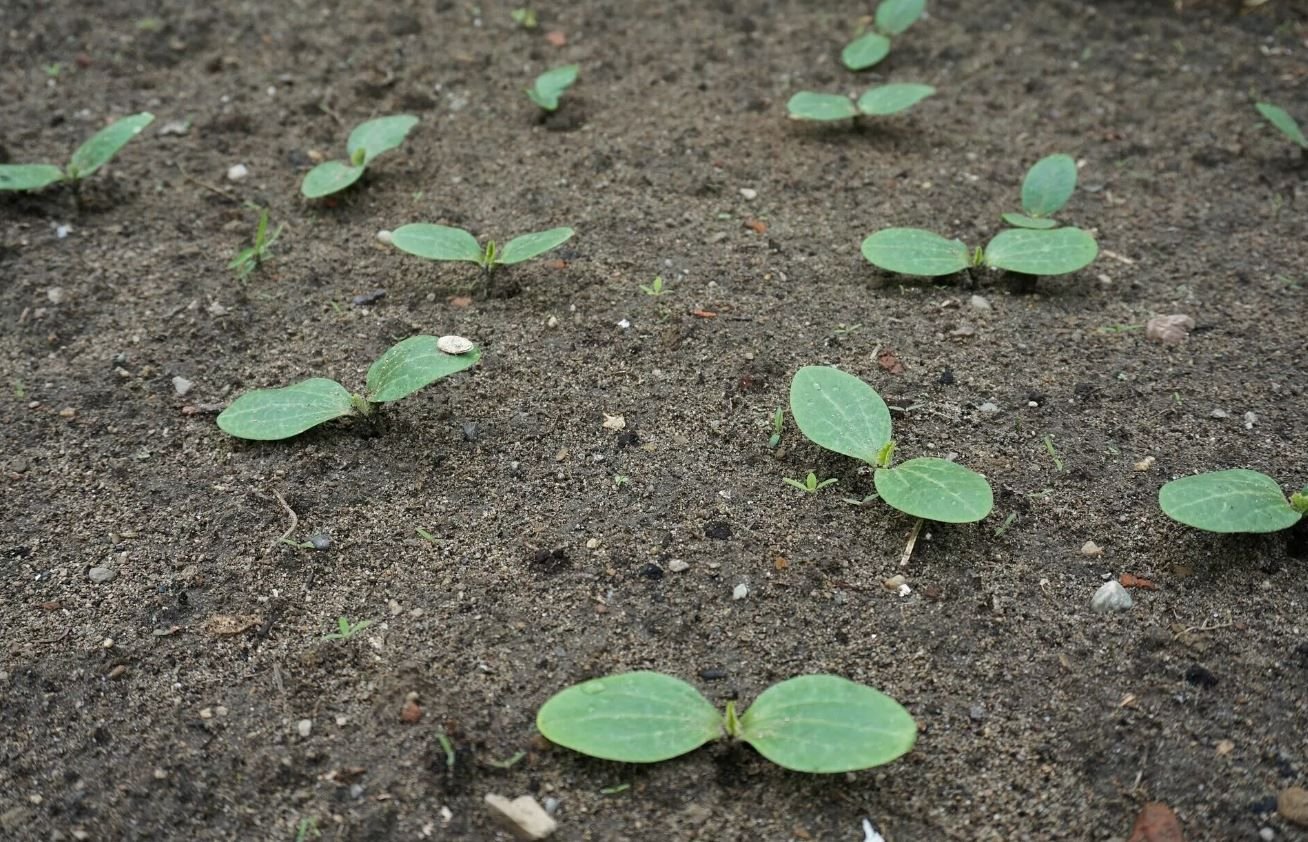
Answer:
[841,32,891,71]
[1000,212,1058,230]
[301,160,364,199]
[1159,469,1302,533]
[983,227,1098,276]
[875,0,926,36]
[0,164,66,191]
[527,64,579,111]
[1255,102,1308,149]
[216,378,355,441]
[347,114,419,165]
[857,83,935,117]
[66,112,154,179]
[497,227,575,265]
[390,224,484,263]
[365,335,481,404]
[789,366,891,465]
[1020,153,1077,217]
[861,228,971,277]
[737,675,917,773]
[786,92,859,122]
[873,457,994,523]
[536,672,723,763]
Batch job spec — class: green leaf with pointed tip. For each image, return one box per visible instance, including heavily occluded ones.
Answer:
[347,114,419,165]
[873,457,993,523]
[841,32,891,71]
[66,112,154,179]
[527,64,579,111]
[1001,212,1059,230]
[789,366,891,465]
[364,335,481,403]
[983,227,1097,276]
[1021,153,1077,217]
[1255,102,1308,149]
[857,83,935,116]
[787,92,859,122]
[216,378,355,441]
[536,672,723,763]
[390,224,485,263]
[301,160,365,198]
[0,164,66,191]
[1159,469,1302,533]
[737,675,917,773]
[875,0,925,36]
[497,227,575,265]
[861,228,971,277]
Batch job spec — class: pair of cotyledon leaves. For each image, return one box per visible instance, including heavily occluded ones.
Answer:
[1159,469,1307,534]
[301,115,419,199]
[787,84,936,122]
[536,672,916,774]
[389,223,575,269]
[216,336,479,441]
[841,0,925,71]
[0,112,154,191]
[527,64,579,112]
[789,366,993,523]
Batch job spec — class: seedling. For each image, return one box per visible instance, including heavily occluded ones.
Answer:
[510,7,538,28]
[863,225,1097,278]
[841,0,926,71]
[787,84,935,122]
[301,114,419,199]
[0,112,154,192]
[526,64,579,112]
[389,223,574,273]
[1002,154,1078,229]
[767,407,784,448]
[1255,102,1307,153]
[784,472,838,494]
[789,366,993,523]
[322,616,373,641]
[229,208,283,279]
[1159,469,1307,533]
[536,671,916,774]
[294,817,321,842]
[640,275,666,296]
[216,335,480,440]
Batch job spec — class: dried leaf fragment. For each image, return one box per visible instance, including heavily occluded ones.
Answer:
[202,614,262,636]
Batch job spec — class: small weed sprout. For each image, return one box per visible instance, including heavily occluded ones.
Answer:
[301,115,419,199]
[216,335,480,440]
[294,817,321,842]
[1255,102,1307,155]
[640,275,666,296]
[537,671,916,773]
[787,84,935,122]
[322,616,373,641]
[0,112,154,192]
[1160,469,1306,533]
[389,223,574,273]
[783,472,838,494]
[767,407,784,448]
[526,65,579,112]
[510,7,538,28]
[841,0,926,71]
[1002,154,1079,229]
[229,208,284,279]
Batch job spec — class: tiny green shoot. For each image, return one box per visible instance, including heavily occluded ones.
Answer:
[537,671,916,773]
[229,208,284,279]
[216,335,480,440]
[436,731,457,771]
[1255,102,1307,152]
[1001,153,1078,229]
[783,472,839,494]
[787,84,935,122]
[526,65,579,112]
[993,512,1017,537]
[600,783,631,795]
[294,817,321,842]
[415,527,439,544]
[1159,469,1307,533]
[1042,434,1065,472]
[768,407,784,449]
[0,112,154,192]
[487,750,527,769]
[322,616,373,641]
[789,366,993,523]
[301,115,419,199]
[640,275,666,296]
[510,7,538,28]
[841,0,926,71]
[390,223,574,273]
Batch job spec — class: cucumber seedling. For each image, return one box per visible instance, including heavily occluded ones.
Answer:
[1002,153,1078,229]
[784,472,838,494]
[1159,469,1307,533]
[841,0,926,71]
[0,112,154,192]
[301,114,419,199]
[789,366,993,523]
[216,335,480,441]
[787,84,935,122]
[389,223,574,273]
[526,64,579,112]
[1255,102,1307,156]
[537,671,916,774]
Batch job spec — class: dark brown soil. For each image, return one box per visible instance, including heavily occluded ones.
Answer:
[3,1,1308,840]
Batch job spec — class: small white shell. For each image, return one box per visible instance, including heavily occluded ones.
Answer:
[437,335,474,355]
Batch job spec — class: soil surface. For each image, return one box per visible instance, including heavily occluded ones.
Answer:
[3,1,1308,840]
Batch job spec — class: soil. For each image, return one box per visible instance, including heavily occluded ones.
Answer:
[3,0,1308,840]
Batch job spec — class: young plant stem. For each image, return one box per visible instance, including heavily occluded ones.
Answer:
[899,518,924,567]
[269,490,298,557]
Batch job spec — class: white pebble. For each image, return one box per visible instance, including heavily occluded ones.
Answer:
[46,287,66,304]
[1091,580,1132,613]
[437,335,474,355]
[732,583,748,600]
[376,229,393,245]
[226,164,249,181]
[668,560,689,573]
[739,188,757,200]
[296,718,312,738]
[172,376,194,397]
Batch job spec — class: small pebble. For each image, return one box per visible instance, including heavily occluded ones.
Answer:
[307,534,331,551]
[969,294,991,310]
[87,566,116,584]
[1091,580,1132,613]
[1210,408,1229,419]
[226,163,249,181]
[739,187,757,200]
[1145,313,1194,345]
[1244,411,1257,430]
[978,401,1000,415]
[732,583,748,600]
[1081,541,1103,557]
[376,229,394,245]
[668,560,689,573]
[296,719,312,738]
[883,575,906,591]
[437,335,475,355]
[969,704,986,721]
[352,289,386,306]
[1278,786,1308,827]
[172,376,194,397]
[47,287,66,304]
[1260,828,1275,841]
[1133,456,1155,472]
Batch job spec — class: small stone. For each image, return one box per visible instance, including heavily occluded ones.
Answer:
[739,187,757,200]
[437,335,474,355]
[296,719,312,738]
[199,707,214,719]
[601,413,625,431]
[732,583,748,600]
[1145,313,1195,345]
[1184,663,1218,689]
[1210,408,1229,419]
[546,315,559,328]
[969,294,991,310]
[172,376,194,396]
[1244,411,1258,429]
[351,289,386,306]
[107,665,127,680]
[883,575,906,591]
[969,704,986,721]
[307,534,331,551]
[1091,580,1132,613]
[153,768,167,780]
[1134,456,1156,472]
[668,560,689,573]
[705,521,732,540]
[950,323,977,338]
[484,793,558,840]
[542,797,560,816]
[158,119,191,136]
[400,700,423,723]
[1081,541,1104,557]
[376,229,393,245]
[226,163,249,181]
[1260,827,1275,841]
[978,401,1000,415]
[87,566,116,584]
[585,538,601,550]
[1280,787,1308,827]
[46,287,66,304]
